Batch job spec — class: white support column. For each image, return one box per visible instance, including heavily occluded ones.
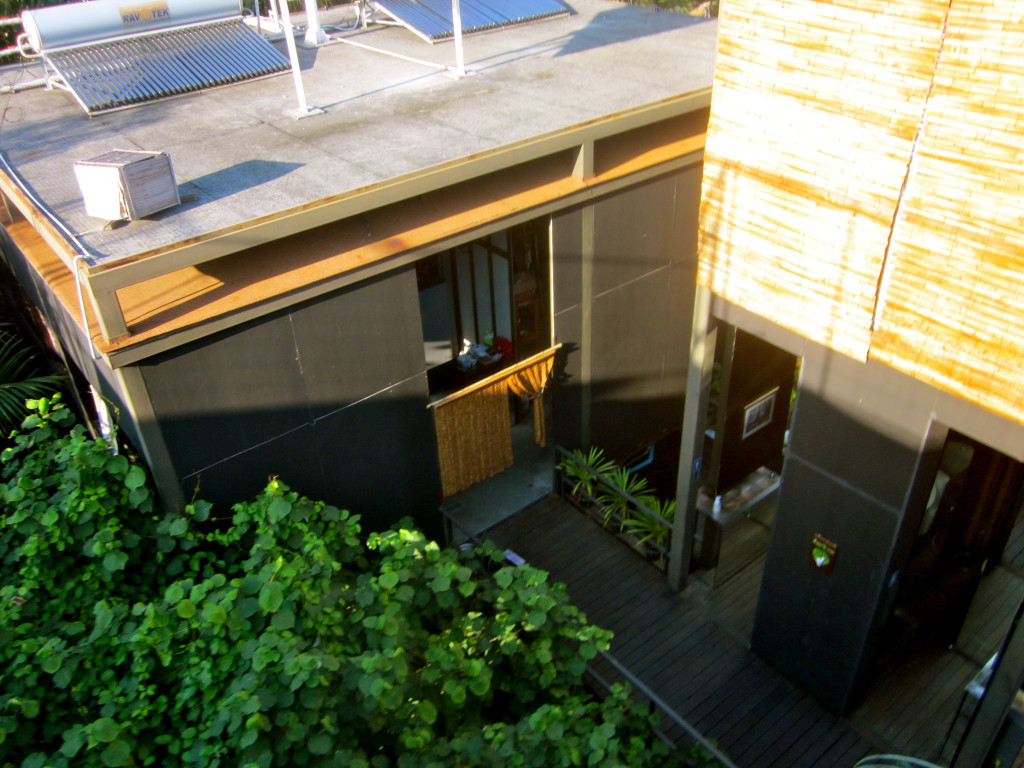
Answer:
[277,0,323,118]
[90,385,117,450]
[451,0,465,76]
[301,0,327,47]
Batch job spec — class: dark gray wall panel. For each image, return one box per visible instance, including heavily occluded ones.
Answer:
[791,349,923,509]
[168,376,441,537]
[313,374,442,540]
[549,169,699,459]
[140,267,440,533]
[290,270,426,419]
[590,266,685,460]
[141,313,309,476]
[751,453,899,714]
[553,306,583,449]
[750,347,920,714]
[552,207,583,314]
[669,162,704,265]
[182,423,323,509]
[593,173,678,297]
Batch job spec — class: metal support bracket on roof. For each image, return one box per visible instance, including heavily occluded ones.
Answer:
[301,0,327,47]
[274,0,324,118]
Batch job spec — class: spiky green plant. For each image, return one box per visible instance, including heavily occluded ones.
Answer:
[557,447,616,502]
[0,328,62,433]
[622,497,676,551]
[597,467,651,530]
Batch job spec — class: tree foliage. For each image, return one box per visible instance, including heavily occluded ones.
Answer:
[0,396,676,767]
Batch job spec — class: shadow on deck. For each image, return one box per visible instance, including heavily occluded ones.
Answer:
[483,494,882,767]
[482,493,1024,767]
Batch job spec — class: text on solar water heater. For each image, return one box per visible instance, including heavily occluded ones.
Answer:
[120,2,171,26]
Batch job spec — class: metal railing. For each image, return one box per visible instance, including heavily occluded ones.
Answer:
[589,648,739,768]
[553,445,674,559]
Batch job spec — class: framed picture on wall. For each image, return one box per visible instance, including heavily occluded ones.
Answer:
[742,387,778,440]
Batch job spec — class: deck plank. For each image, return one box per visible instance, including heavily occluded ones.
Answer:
[486,494,1018,767]
[486,496,886,767]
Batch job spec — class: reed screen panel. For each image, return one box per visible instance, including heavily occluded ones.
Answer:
[871,0,1024,424]
[698,0,946,360]
[699,0,1024,425]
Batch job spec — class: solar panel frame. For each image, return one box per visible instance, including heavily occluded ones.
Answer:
[45,19,290,114]
[371,0,569,42]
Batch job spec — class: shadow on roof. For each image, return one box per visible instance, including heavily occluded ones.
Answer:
[555,4,710,58]
[178,160,305,208]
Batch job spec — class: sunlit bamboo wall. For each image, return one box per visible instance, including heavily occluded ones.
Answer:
[871,0,1024,423]
[699,0,1024,425]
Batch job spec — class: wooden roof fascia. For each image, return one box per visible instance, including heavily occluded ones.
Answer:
[103,148,706,367]
[86,89,713,287]
[67,88,708,343]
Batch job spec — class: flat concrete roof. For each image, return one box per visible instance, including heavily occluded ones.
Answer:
[0,0,716,268]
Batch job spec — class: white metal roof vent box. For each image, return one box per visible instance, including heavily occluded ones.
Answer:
[73,150,180,221]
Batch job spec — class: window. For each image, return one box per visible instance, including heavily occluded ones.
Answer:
[417,217,550,395]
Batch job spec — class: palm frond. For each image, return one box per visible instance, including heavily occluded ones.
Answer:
[0,331,63,433]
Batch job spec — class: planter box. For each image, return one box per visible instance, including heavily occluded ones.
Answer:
[567,494,668,571]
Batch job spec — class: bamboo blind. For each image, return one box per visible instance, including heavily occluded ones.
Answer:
[698,0,948,360]
[433,380,514,499]
[430,346,560,498]
[870,0,1024,424]
[699,0,1024,425]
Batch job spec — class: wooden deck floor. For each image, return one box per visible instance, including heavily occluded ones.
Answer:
[483,494,1024,768]
[484,495,881,767]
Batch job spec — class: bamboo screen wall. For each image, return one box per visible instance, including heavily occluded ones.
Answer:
[699,0,1024,424]
[871,0,1024,422]
[430,346,559,498]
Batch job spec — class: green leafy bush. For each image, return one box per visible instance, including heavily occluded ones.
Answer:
[1,397,675,767]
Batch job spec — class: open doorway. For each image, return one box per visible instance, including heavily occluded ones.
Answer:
[852,428,1024,762]
[690,323,801,638]
[893,430,1024,655]
[423,217,557,544]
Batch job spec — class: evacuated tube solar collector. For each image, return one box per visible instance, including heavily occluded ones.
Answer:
[17,0,290,114]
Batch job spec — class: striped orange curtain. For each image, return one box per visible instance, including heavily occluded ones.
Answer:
[507,354,556,447]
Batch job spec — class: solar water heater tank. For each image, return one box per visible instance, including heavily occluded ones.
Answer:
[20,0,242,53]
[18,0,290,114]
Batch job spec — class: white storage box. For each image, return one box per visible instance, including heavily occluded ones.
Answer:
[74,149,179,221]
